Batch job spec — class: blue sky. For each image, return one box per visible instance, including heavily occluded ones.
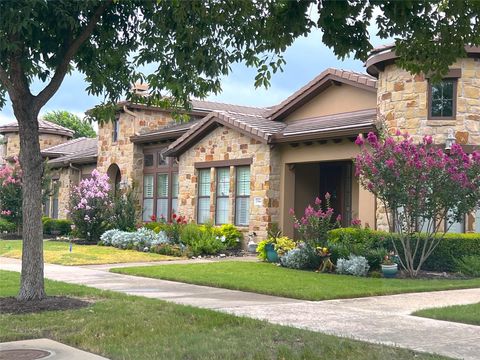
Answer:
[0,27,385,126]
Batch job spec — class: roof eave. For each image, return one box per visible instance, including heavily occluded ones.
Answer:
[270,124,377,144]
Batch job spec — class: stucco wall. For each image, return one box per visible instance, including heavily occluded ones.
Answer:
[278,141,376,237]
[285,85,376,122]
[177,126,280,240]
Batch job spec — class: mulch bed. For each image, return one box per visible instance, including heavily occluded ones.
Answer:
[0,296,93,315]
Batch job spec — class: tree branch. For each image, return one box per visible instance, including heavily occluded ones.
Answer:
[0,64,13,93]
[35,0,112,107]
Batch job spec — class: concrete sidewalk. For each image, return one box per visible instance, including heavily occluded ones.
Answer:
[1,256,479,359]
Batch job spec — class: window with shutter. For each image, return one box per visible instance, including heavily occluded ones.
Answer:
[156,173,169,220]
[142,174,154,221]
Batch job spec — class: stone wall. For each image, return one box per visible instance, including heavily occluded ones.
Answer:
[377,58,480,144]
[4,132,71,158]
[177,126,280,241]
[376,58,480,231]
[97,108,177,207]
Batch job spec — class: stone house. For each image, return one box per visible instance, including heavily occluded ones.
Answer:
[1,45,480,241]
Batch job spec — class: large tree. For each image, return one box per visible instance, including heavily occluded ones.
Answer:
[43,110,96,138]
[1,1,479,300]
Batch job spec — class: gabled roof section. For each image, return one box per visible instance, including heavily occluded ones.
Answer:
[130,121,198,144]
[0,119,74,137]
[266,68,377,121]
[42,137,98,158]
[164,110,286,157]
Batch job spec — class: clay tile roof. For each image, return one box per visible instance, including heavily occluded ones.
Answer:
[0,119,74,137]
[266,68,377,121]
[42,137,98,157]
[130,121,199,144]
[190,99,267,115]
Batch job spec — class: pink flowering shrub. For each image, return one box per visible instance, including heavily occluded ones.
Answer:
[290,193,341,248]
[0,159,22,229]
[355,131,480,276]
[69,169,113,242]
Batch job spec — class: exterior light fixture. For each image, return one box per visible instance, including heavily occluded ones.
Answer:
[445,128,456,151]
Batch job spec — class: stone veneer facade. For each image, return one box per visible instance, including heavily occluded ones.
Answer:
[376,58,480,231]
[178,126,281,239]
[97,108,177,194]
[4,132,71,159]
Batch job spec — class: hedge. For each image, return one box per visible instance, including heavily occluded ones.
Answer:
[0,218,16,233]
[328,228,480,272]
[42,217,73,236]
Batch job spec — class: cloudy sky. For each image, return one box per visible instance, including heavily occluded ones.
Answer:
[0,26,385,126]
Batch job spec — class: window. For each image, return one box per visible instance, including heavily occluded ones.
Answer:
[215,168,230,224]
[142,174,154,221]
[172,173,179,215]
[112,118,120,142]
[235,166,250,226]
[197,169,211,224]
[429,79,457,119]
[142,149,178,221]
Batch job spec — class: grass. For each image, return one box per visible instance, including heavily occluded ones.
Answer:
[0,240,178,265]
[113,261,480,301]
[0,270,448,360]
[414,303,480,326]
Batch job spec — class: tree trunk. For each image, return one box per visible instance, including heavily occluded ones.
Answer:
[13,101,45,301]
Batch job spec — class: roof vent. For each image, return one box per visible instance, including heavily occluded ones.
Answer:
[131,82,149,96]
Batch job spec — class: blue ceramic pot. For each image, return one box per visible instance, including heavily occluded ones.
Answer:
[265,243,279,263]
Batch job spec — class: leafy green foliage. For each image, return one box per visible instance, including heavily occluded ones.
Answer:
[41,217,73,236]
[328,228,480,272]
[0,218,16,233]
[112,186,137,232]
[454,255,480,277]
[215,224,243,249]
[43,111,96,138]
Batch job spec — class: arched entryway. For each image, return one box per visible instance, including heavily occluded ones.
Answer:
[107,163,121,195]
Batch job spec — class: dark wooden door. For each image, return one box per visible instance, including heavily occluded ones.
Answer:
[319,162,351,226]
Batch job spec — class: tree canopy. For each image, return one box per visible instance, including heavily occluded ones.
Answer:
[43,111,96,138]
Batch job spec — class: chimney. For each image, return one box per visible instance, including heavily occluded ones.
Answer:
[131,82,149,97]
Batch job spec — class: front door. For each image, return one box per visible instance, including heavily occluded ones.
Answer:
[318,162,352,226]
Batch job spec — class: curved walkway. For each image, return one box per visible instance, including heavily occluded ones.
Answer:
[1,256,479,359]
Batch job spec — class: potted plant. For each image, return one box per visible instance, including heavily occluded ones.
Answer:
[256,236,296,263]
[381,251,399,278]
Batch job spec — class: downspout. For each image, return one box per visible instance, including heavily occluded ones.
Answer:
[69,163,81,184]
[123,105,136,118]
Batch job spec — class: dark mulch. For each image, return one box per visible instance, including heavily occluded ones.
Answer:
[0,296,93,315]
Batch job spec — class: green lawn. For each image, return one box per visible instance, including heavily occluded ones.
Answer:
[0,240,178,265]
[414,303,480,326]
[0,270,448,360]
[112,261,480,301]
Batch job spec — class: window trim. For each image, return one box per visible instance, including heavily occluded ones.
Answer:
[142,147,178,221]
[235,166,251,227]
[428,78,458,120]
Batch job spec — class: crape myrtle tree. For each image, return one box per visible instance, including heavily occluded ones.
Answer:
[355,132,480,277]
[0,1,480,300]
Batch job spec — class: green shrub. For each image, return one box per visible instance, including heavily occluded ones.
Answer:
[180,223,204,246]
[328,228,480,272]
[216,224,243,249]
[112,186,137,231]
[42,217,73,235]
[189,230,226,256]
[151,243,186,257]
[0,218,16,233]
[256,239,272,261]
[454,255,480,277]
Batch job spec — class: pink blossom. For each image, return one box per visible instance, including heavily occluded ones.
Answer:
[324,192,331,200]
[314,197,321,205]
[336,214,342,222]
[289,208,295,215]
[355,135,364,146]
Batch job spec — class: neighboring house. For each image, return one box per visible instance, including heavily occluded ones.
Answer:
[1,45,480,241]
